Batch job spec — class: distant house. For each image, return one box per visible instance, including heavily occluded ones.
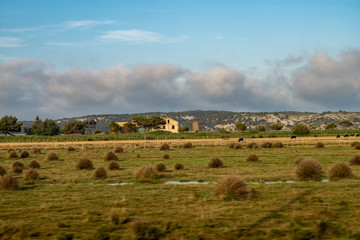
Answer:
[159,117,179,133]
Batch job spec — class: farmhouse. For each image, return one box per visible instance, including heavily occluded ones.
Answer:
[159,117,179,133]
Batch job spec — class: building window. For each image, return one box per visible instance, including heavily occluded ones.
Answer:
[163,126,165,129]
[168,120,170,123]
[172,125,175,129]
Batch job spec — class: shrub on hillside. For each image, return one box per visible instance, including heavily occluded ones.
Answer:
[216,176,248,200]
[0,165,7,176]
[0,175,19,190]
[315,142,325,148]
[30,147,41,154]
[155,163,166,172]
[46,152,59,161]
[174,163,185,170]
[162,154,170,160]
[24,168,40,181]
[295,159,324,181]
[12,161,25,174]
[104,152,118,161]
[261,142,272,148]
[135,166,157,180]
[160,143,170,151]
[66,146,76,152]
[20,151,30,158]
[29,160,40,169]
[328,162,354,179]
[76,158,94,170]
[272,142,284,148]
[108,161,120,170]
[183,142,193,148]
[349,155,360,165]
[114,146,124,153]
[93,167,107,179]
[246,154,259,162]
[208,157,224,168]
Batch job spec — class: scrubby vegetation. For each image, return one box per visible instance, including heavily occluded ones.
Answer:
[108,161,120,170]
[160,143,170,151]
[104,152,118,161]
[135,166,157,180]
[114,146,124,153]
[295,159,324,181]
[208,157,224,168]
[46,152,59,161]
[76,158,94,170]
[246,154,259,162]
[0,174,19,190]
[328,162,354,179]
[93,167,107,179]
[29,160,40,169]
[216,176,248,200]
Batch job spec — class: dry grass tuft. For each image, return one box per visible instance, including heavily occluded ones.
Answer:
[104,152,118,161]
[66,146,76,152]
[108,161,120,170]
[109,208,123,225]
[295,159,324,181]
[29,160,40,169]
[160,143,170,151]
[183,142,193,148]
[233,143,243,149]
[30,147,41,154]
[294,158,305,165]
[135,166,157,180]
[208,157,224,168]
[0,165,7,176]
[7,148,16,153]
[46,152,59,161]
[93,167,107,179]
[315,142,325,148]
[272,142,284,148]
[7,151,18,159]
[20,151,30,158]
[132,220,162,240]
[247,142,258,149]
[228,143,236,149]
[216,176,248,200]
[328,162,354,179]
[155,163,166,172]
[354,143,360,150]
[76,158,94,170]
[0,175,19,190]
[261,142,272,148]
[349,155,360,165]
[12,161,25,174]
[246,154,259,162]
[24,168,40,181]
[114,146,124,153]
[351,141,360,147]
[174,163,185,170]
[162,154,170,160]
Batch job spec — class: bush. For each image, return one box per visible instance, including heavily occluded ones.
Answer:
[315,142,325,148]
[108,161,120,170]
[46,152,59,161]
[246,154,259,162]
[93,167,107,179]
[0,175,19,190]
[272,142,284,148]
[295,159,324,181]
[104,152,118,161]
[76,158,94,170]
[30,147,41,154]
[20,150,30,158]
[208,157,224,168]
[349,155,360,165]
[114,146,124,153]
[328,162,354,179]
[247,142,258,149]
[7,151,18,158]
[261,142,272,148]
[66,146,76,152]
[354,143,360,150]
[216,176,247,200]
[160,143,170,151]
[155,163,166,172]
[292,125,310,136]
[135,166,157,180]
[29,160,40,169]
[351,141,360,147]
[174,163,185,170]
[183,142,193,148]
[162,154,170,160]
[0,165,7,176]
[24,168,40,181]
[12,161,25,173]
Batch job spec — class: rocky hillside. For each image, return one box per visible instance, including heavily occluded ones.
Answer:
[54,110,360,132]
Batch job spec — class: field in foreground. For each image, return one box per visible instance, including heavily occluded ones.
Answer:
[1,137,360,240]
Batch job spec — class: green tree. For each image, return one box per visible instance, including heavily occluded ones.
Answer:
[108,121,122,133]
[84,119,97,133]
[178,126,190,132]
[62,121,86,134]
[235,123,247,131]
[0,115,23,136]
[269,124,283,131]
[132,116,145,130]
[30,116,60,136]
[339,120,354,128]
[256,126,266,132]
[122,121,138,133]
[292,125,310,136]
[325,123,337,130]
[134,116,166,132]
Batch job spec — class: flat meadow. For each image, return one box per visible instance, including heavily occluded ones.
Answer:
[0,137,360,240]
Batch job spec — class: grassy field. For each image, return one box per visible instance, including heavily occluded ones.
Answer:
[1,137,360,240]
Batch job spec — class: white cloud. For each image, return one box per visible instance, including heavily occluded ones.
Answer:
[46,42,77,47]
[0,28,40,33]
[0,37,26,47]
[62,20,116,30]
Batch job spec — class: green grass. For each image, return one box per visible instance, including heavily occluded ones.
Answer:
[0,140,360,239]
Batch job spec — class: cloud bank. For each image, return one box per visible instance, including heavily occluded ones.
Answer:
[0,50,359,120]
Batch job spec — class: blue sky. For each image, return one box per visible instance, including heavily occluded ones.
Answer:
[0,0,359,120]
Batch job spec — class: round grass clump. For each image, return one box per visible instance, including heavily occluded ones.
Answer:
[0,165,7,176]
[114,146,124,153]
[247,142,258,149]
[160,143,170,151]
[7,148,16,153]
[29,160,40,169]
[108,161,120,170]
[24,168,40,181]
[246,154,259,162]
[76,158,94,170]
[295,159,324,181]
[351,141,360,147]
[93,167,107,179]
[0,175,19,190]
[349,155,360,165]
[183,142,193,148]
[12,161,25,174]
[272,142,284,148]
[135,166,157,180]
[104,152,118,161]
[233,143,242,149]
[315,142,325,148]
[155,163,166,172]
[7,151,18,159]
[354,143,360,150]
[46,152,59,161]
[162,154,170,160]
[20,151,30,158]
[216,176,248,200]
[208,157,224,168]
[66,146,76,152]
[174,163,185,170]
[30,147,41,154]
[328,162,354,179]
[228,143,236,149]
[261,142,272,148]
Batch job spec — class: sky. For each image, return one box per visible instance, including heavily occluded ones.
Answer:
[0,0,359,120]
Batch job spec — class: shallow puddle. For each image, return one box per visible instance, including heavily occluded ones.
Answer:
[165,181,211,185]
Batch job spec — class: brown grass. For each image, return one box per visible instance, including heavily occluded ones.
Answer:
[160,143,170,151]
[272,142,284,148]
[208,157,224,168]
[30,147,41,154]
[29,160,40,169]
[7,151,18,159]
[104,152,118,161]
[351,141,360,147]
[246,154,259,162]
[76,158,94,170]
[174,163,185,170]
[135,166,157,180]
[155,163,166,172]
[66,146,76,152]
[0,165,7,176]
[7,148,16,153]
[93,167,107,179]
[0,175,19,190]
[45,152,59,161]
[354,143,360,150]
[261,142,272,148]
[295,159,324,181]
[315,142,325,148]
[132,220,161,240]
[108,161,120,170]
[20,150,30,158]
[12,161,25,174]
[247,142,258,149]
[216,176,248,200]
[349,155,360,165]
[162,154,170,160]
[183,142,193,148]
[114,146,124,153]
[328,162,354,179]
[24,168,40,181]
